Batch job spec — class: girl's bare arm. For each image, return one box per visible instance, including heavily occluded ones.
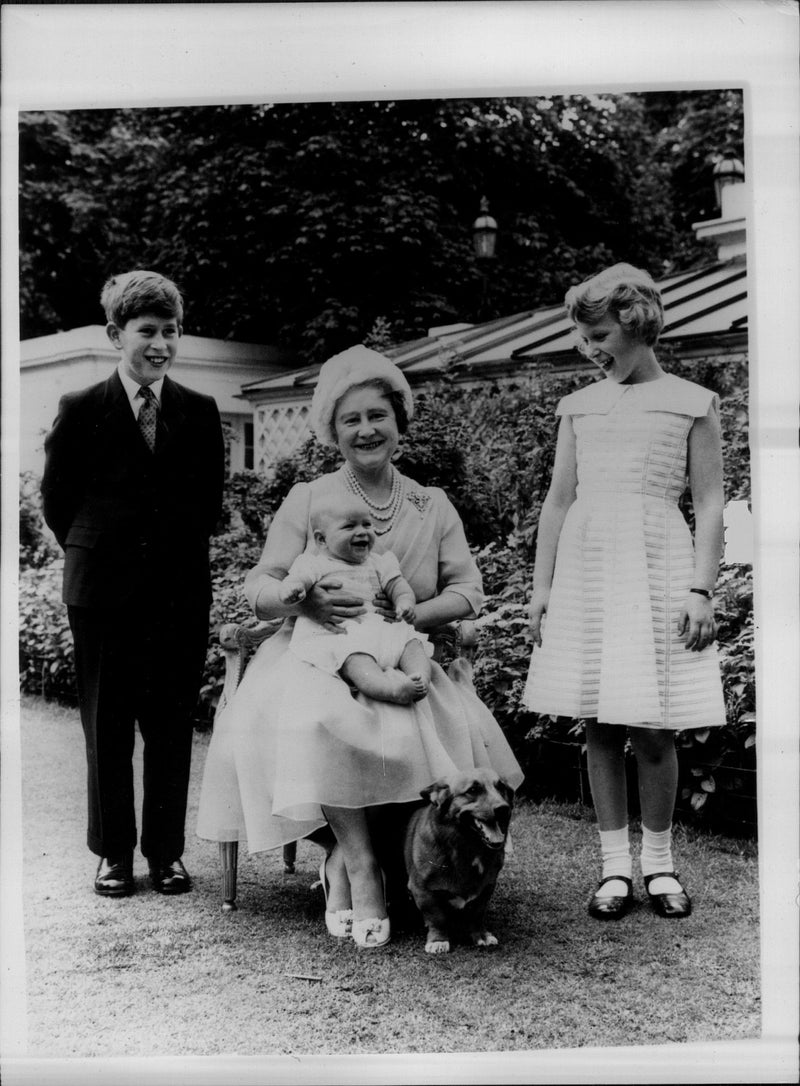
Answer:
[681,407,725,650]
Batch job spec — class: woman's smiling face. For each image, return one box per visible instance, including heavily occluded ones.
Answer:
[333,384,400,472]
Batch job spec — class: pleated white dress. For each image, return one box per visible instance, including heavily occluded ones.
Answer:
[523,374,727,731]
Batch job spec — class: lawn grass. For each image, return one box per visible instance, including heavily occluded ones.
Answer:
[15,696,760,1060]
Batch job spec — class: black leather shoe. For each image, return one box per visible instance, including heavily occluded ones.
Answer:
[94,855,134,897]
[588,875,633,920]
[644,871,692,918]
[149,857,192,895]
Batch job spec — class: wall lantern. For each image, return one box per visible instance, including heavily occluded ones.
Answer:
[472,196,498,259]
[712,156,745,210]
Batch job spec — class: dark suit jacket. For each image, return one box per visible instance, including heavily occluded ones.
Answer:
[42,371,225,612]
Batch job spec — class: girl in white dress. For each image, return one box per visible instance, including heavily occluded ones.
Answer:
[523,264,726,921]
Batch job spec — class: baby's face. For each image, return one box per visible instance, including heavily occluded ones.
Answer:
[321,509,376,563]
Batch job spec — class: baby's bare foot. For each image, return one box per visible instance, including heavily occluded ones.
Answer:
[379,670,417,705]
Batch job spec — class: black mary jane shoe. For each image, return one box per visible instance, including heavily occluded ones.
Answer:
[644,871,692,919]
[94,855,134,897]
[148,857,192,895]
[587,875,633,920]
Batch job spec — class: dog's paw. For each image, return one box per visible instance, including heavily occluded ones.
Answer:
[425,938,451,954]
[472,931,499,949]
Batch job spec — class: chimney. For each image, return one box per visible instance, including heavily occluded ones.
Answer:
[692,156,746,262]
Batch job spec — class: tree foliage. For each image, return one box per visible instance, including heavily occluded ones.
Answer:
[643,89,746,269]
[19,92,742,359]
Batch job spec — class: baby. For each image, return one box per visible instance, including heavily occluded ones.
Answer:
[279,496,433,705]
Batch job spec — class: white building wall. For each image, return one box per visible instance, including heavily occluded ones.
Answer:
[21,354,112,476]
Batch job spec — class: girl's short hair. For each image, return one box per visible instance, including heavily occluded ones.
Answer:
[101,270,184,327]
[565,263,664,347]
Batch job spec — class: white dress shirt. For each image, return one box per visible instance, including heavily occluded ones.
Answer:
[117,365,165,419]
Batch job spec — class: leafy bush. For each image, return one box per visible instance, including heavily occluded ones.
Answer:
[403,369,588,549]
[20,471,59,570]
[18,558,77,704]
[18,351,756,831]
[19,474,76,701]
[675,561,756,823]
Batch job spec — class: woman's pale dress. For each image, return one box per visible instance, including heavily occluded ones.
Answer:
[523,374,727,731]
[197,468,523,852]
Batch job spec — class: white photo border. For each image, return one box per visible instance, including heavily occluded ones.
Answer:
[2,2,798,1083]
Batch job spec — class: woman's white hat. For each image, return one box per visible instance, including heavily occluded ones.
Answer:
[310,345,414,447]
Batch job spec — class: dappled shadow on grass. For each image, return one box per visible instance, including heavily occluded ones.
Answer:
[18,697,760,1058]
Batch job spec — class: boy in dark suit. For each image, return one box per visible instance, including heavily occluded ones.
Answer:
[41,270,225,897]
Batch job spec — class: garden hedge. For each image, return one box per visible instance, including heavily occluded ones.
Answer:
[19,354,754,831]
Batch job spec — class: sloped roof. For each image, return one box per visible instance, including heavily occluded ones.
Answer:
[241,259,748,398]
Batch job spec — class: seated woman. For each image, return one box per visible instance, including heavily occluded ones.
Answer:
[196,345,524,948]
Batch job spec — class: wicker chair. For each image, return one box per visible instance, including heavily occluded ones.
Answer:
[213,618,476,911]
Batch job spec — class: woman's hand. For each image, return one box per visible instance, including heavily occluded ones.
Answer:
[372,589,397,623]
[300,578,366,633]
[678,593,717,651]
[528,586,550,647]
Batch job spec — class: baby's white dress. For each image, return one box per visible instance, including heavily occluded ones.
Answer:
[287,550,432,674]
[523,373,727,730]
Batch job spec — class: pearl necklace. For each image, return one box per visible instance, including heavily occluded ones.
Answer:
[345,465,403,535]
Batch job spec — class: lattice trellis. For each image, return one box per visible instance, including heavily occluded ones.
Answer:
[254,401,312,475]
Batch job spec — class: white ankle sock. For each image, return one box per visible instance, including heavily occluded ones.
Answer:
[640,825,681,893]
[596,826,632,898]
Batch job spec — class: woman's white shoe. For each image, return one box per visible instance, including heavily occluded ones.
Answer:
[351,915,391,949]
[319,855,353,939]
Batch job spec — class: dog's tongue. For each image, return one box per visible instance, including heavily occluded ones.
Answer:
[476,819,506,849]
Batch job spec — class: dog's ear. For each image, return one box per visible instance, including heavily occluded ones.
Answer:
[420,780,453,809]
[495,778,515,807]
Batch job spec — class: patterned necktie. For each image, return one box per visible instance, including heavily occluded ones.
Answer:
[137,385,158,451]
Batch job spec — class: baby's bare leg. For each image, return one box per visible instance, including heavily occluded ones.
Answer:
[340,653,417,705]
[398,640,431,701]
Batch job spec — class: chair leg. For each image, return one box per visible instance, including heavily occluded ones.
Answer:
[283,840,297,874]
[220,841,239,912]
